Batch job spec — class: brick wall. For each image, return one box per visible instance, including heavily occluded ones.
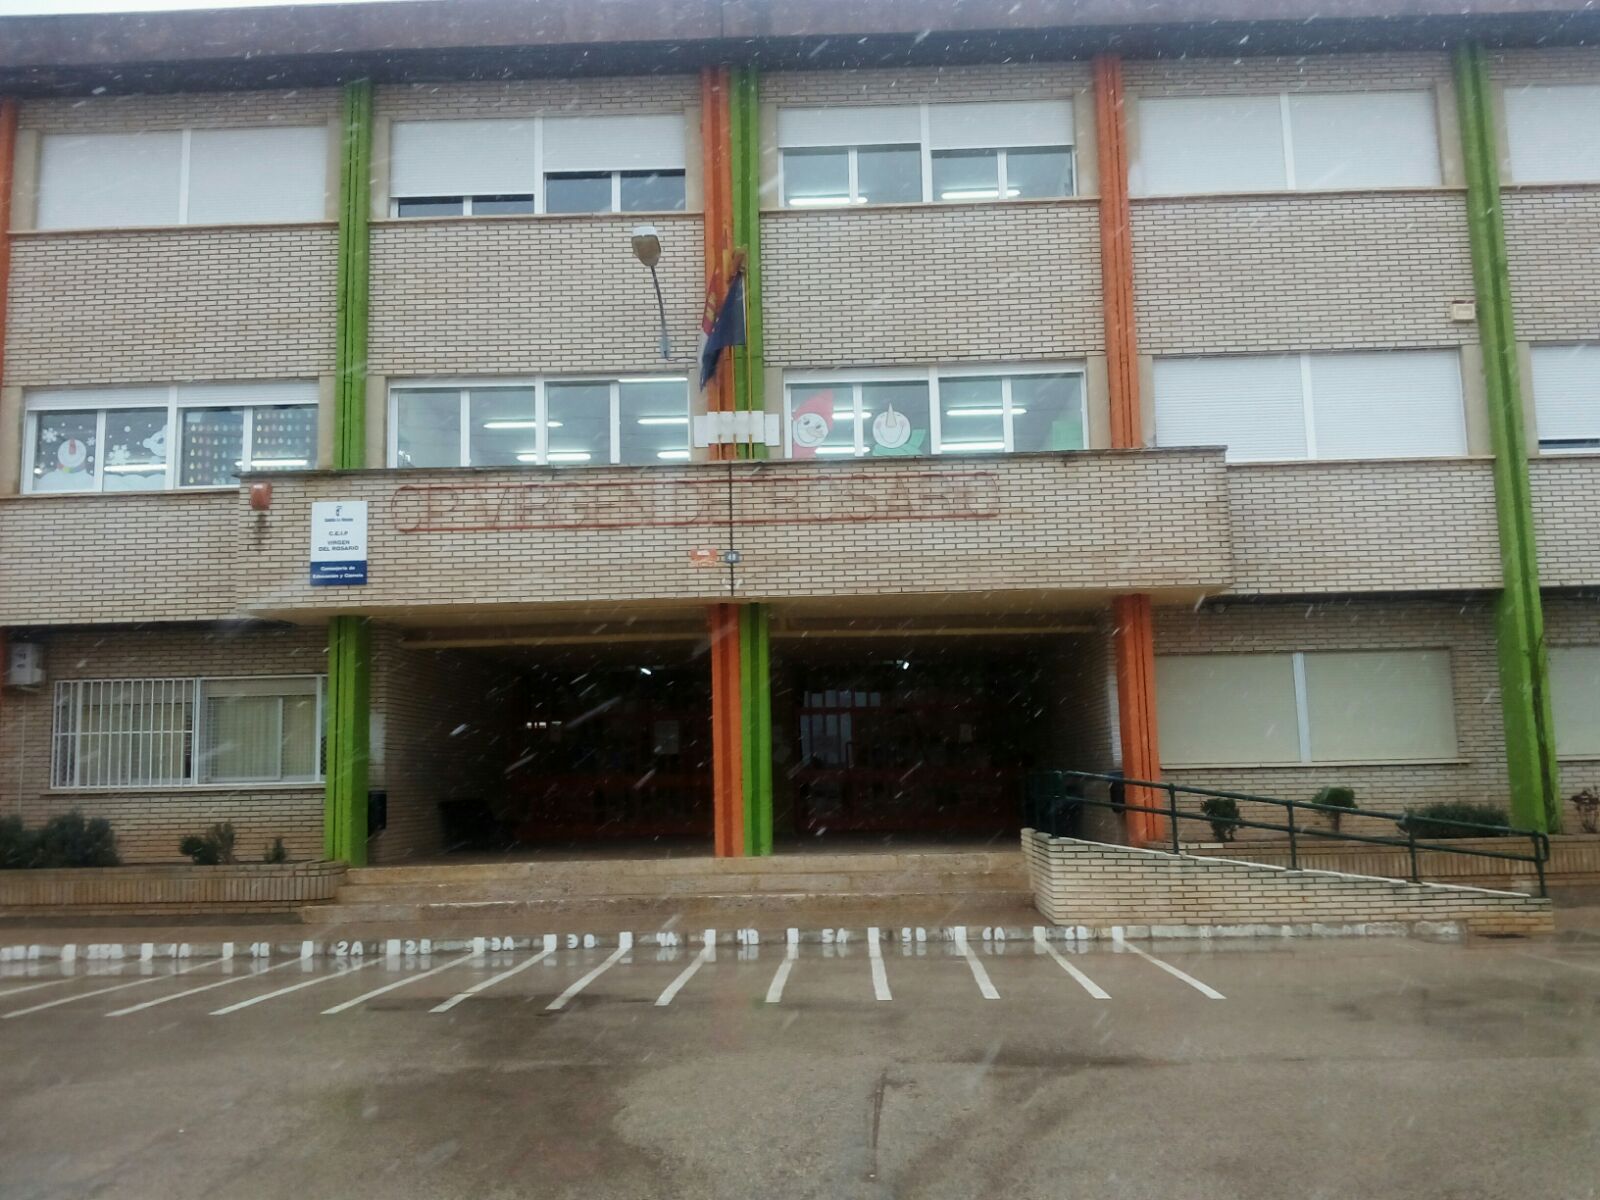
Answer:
[761,204,1103,368]
[0,492,240,624]
[0,624,328,864]
[1503,191,1600,343]
[1223,459,1502,595]
[1153,597,1511,823]
[232,450,1232,619]
[760,63,1092,107]
[376,76,697,121]
[1024,834,1553,935]
[18,89,339,134]
[1532,459,1600,587]
[1122,51,1454,96]
[367,214,704,378]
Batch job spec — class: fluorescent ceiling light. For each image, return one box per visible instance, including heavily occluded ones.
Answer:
[546,451,593,463]
[945,407,1025,417]
[482,419,538,430]
[656,449,691,460]
[102,464,163,473]
[250,458,309,468]
[939,440,1005,452]
[636,416,688,426]
[939,188,1021,201]
[814,445,857,456]
[787,195,851,208]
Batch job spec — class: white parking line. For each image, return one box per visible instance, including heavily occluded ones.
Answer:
[0,974,94,1001]
[1033,928,1111,999]
[106,958,301,1016]
[765,930,800,1004]
[211,957,382,1015]
[1113,934,1226,999]
[2,958,221,1020]
[655,930,715,1007]
[322,951,479,1015]
[546,933,633,1011]
[1517,951,1600,977]
[867,927,892,1001]
[951,927,1000,1000]
[433,935,561,1013]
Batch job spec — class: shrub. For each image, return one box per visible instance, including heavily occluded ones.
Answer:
[263,837,289,864]
[31,811,119,868]
[1571,788,1599,836]
[1398,802,1511,840]
[1200,796,1241,843]
[0,815,35,869]
[179,822,238,866]
[1313,786,1357,833]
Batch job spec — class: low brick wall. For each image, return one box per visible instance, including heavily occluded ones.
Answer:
[0,860,346,915]
[1023,832,1553,936]
[1184,835,1600,890]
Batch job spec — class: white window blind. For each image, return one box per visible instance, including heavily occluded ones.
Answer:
[187,126,328,224]
[927,100,1073,149]
[1153,355,1307,462]
[1307,350,1465,459]
[1550,646,1600,757]
[1131,95,1286,195]
[1301,650,1456,762]
[1156,654,1303,766]
[37,131,184,229]
[1286,91,1441,189]
[1504,84,1600,184]
[542,114,686,172]
[390,118,539,197]
[778,105,922,149]
[1531,343,1600,448]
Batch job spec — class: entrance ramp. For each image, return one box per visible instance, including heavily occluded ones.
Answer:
[302,850,1028,925]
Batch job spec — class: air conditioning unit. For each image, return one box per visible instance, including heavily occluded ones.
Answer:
[5,642,44,688]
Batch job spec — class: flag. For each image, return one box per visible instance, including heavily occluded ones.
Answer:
[699,267,746,389]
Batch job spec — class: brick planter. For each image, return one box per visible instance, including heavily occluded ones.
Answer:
[0,860,346,916]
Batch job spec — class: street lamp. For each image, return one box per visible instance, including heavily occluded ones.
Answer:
[630,224,671,360]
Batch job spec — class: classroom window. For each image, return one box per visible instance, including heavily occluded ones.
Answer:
[1503,84,1600,184]
[51,677,325,790]
[782,366,1084,458]
[23,382,318,494]
[1130,91,1441,195]
[1530,343,1600,453]
[1157,650,1457,767]
[36,126,328,229]
[388,114,687,216]
[778,100,1075,207]
[1153,350,1466,463]
[1550,647,1600,757]
[390,378,691,467]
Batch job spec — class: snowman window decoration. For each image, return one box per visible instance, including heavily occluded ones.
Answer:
[31,415,97,493]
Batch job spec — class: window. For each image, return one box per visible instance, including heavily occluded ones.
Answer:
[1153,350,1466,463]
[1130,91,1441,195]
[388,114,687,216]
[51,677,325,789]
[36,126,328,229]
[390,378,691,467]
[1531,343,1600,453]
[778,100,1075,207]
[1157,650,1457,767]
[783,366,1084,458]
[23,382,318,494]
[1504,84,1600,183]
[1550,647,1600,758]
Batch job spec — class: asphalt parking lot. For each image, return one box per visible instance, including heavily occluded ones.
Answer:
[2,928,1599,1199]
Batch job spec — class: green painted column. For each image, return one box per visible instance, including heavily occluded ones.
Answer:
[325,79,375,864]
[730,67,775,854]
[1454,44,1562,832]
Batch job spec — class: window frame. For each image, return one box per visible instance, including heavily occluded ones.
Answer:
[51,675,326,791]
[781,363,1087,458]
[22,383,319,494]
[777,101,1077,209]
[387,375,693,468]
[1530,342,1600,456]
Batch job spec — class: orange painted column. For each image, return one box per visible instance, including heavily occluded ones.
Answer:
[701,69,745,856]
[1095,56,1166,846]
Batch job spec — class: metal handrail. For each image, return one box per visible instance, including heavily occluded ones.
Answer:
[1023,769,1550,898]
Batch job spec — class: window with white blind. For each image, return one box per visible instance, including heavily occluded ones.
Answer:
[1530,343,1600,452]
[782,365,1086,458]
[778,100,1075,207]
[1130,90,1441,195]
[1153,350,1466,462]
[390,377,691,467]
[388,114,688,216]
[36,126,329,229]
[1157,649,1458,767]
[23,382,318,493]
[51,677,325,789]
[1503,84,1600,184]
[1550,646,1600,758]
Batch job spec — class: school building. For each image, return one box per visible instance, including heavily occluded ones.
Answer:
[0,0,1596,866]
